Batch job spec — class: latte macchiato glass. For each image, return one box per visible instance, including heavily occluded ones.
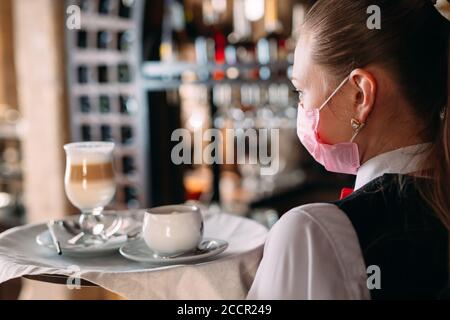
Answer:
[64,142,120,244]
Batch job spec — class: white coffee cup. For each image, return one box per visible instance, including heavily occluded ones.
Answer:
[142,204,204,256]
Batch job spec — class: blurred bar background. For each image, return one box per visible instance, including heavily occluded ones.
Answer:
[0,0,355,299]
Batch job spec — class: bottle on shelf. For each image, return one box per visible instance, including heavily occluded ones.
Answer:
[287,0,308,63]
[228,0,257,80]
[160,0,187,62]
[264,0,283,36]
[228,0,252,44]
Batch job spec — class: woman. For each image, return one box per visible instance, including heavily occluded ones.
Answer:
[248,0,450,299]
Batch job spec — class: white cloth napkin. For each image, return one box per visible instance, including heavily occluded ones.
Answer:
[0,212,267,299]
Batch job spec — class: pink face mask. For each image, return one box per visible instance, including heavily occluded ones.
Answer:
[296,76,362,175]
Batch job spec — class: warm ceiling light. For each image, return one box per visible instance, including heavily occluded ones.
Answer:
[244,0,265,22]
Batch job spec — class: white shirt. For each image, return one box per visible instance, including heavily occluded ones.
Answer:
[246,143,431,300]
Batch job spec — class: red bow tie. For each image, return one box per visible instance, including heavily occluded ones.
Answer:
[340,187,354,200]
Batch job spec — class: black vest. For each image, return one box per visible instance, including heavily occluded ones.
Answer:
[332,173,449,299]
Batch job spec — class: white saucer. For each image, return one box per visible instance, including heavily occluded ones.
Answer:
[119,238,228,264]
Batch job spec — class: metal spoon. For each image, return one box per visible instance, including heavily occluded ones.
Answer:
[47,220,62,255]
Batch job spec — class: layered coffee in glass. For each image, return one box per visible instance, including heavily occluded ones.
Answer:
[64,142,121,245]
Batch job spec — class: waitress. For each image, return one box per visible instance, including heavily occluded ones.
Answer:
[248,0,450,299]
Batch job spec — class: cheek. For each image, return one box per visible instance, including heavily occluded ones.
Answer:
[317,109,342,144]
[317,104,353,144]
[302,92,322,111]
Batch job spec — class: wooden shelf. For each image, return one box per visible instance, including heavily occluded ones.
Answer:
[141,61,292,90]
[142,61,292,77]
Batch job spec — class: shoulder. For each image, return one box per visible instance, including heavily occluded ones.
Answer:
[268,203,355,245]
[266,203,365,276]
[248,203,370,299]
[250,203,369,299]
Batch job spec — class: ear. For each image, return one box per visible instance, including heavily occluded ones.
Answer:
[348,68,377,124]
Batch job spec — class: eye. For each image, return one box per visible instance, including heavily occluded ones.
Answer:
[292,89,304,102]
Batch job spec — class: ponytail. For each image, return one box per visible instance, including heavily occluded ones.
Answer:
[417,26,450,232]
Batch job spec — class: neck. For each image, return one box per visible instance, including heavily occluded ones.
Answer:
[356,113,428,165]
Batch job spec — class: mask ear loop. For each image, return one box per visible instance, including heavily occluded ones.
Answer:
[318,76,350,111]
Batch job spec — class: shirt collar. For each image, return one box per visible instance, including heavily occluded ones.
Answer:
[354,143,432,190]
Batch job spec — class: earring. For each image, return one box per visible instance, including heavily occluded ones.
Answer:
[350,118,365,142]
[350,118,364,131]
